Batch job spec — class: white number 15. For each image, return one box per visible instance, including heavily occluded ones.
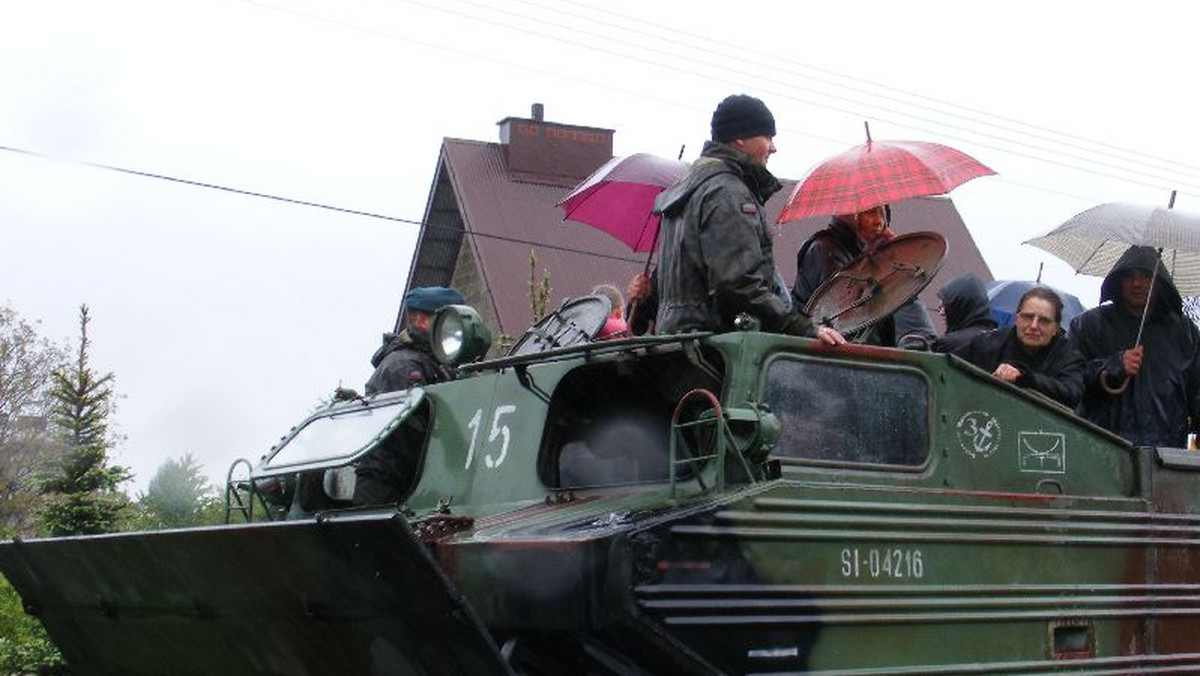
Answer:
[465,405,517,470]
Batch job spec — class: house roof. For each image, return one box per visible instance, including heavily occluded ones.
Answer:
[402,112,992,338]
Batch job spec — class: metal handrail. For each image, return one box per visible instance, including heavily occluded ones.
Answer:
[669,389,726,498]
[224,458,256,524]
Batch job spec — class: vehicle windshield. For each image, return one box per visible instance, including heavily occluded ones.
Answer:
[257,389,424,475]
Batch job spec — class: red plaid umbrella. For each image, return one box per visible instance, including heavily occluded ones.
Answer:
[557,153,688,253]
[777,131,995,222]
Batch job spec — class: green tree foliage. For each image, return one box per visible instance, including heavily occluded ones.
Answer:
[0,306,68,673]
[0,306,68,538]
[36,305,131,537]
[0,576,65,675]
[139,453,220,528]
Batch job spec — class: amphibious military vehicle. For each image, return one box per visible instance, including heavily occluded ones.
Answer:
[3,234,1200,675]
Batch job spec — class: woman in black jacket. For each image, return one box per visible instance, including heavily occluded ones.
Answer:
[954,286,1085,407]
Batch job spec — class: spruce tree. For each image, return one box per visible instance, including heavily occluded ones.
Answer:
[140,453,217,528]
[37,305,130,536]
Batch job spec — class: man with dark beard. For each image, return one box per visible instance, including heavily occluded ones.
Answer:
[1069,246,1200,446]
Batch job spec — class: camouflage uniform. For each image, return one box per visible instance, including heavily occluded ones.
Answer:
[652,141,815,336]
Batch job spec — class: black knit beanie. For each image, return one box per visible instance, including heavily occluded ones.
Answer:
[711,94,776,143]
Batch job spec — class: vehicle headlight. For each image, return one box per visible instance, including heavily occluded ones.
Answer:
[432,304,492,366]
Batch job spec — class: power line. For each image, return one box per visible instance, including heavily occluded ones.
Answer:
[0,144,647,265]
[547,0,1200,178]
[425,0,1200,193]
[8,2,1195,233]
[233,0,803,140]
[334,0,1197,195]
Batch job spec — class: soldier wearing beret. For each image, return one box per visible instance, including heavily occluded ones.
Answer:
[355,285,464,506]
[363,286,465,396]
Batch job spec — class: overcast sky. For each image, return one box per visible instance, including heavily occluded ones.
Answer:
[3,0,1199,493]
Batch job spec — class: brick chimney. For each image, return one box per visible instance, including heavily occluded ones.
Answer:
[497,103,614,185]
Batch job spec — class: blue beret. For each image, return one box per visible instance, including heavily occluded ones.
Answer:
[405,286,465,313]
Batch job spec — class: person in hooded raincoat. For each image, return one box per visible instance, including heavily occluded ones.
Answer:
[651,94,843,346]
[931,273,998,354]
[955,286,1085,407]
[1069,246,1200,447]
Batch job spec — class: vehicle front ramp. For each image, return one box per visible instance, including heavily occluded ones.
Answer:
[0,512,512,676]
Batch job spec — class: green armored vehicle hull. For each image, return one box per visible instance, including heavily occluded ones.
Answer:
[3,324,1200,674]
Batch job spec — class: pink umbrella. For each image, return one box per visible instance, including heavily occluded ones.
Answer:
[557,153,689,253]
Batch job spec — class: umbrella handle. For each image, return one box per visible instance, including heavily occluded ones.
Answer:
[1102,248,1160,395]
[1100,370,1131,395]
[1132,250,1160,347]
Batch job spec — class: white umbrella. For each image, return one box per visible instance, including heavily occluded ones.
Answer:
[1024,195,1200,296]
[1025,193,1198,392]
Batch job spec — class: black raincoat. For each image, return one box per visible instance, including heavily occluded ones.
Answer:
[652,142,813,336]
[1068,246,1200,447]
[954,327,1086,408]
[932,274,998,354]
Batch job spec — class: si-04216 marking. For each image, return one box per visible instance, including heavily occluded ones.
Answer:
[840,547,925,579]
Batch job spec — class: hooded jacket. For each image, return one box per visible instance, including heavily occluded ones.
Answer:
[932,274,998,354]
[954,327,1085,407]
[1068,246,1200,447]
[364,330,451,396]
[652,141,813,336]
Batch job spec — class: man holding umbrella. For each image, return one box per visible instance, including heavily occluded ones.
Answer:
[1069,246,1200,447]
[650,94,843,345]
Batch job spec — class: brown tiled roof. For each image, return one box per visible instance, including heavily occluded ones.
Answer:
[404,128,992,338]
